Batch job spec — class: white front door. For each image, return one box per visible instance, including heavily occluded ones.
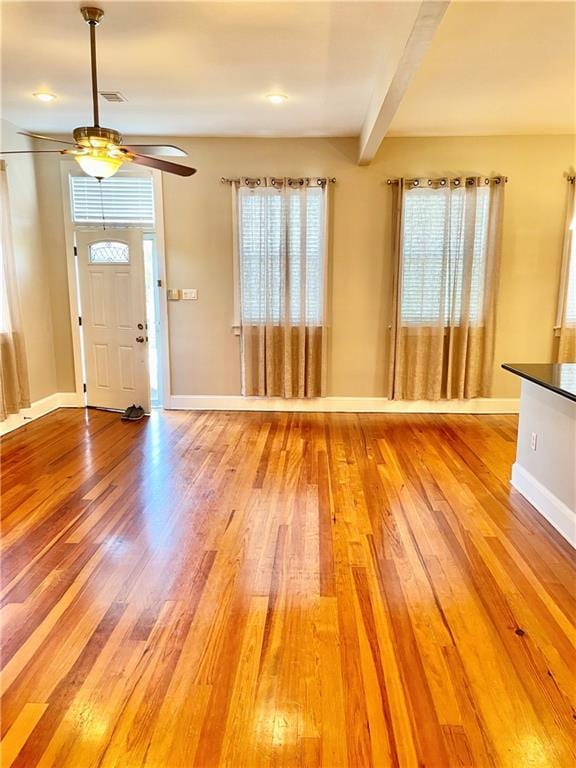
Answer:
[76,229,150,412]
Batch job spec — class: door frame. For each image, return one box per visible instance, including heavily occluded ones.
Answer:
[60,160,171,409]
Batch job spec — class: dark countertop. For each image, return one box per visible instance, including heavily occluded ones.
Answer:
[502,363,576,403]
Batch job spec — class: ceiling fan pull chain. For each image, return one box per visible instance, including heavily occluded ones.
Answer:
[98,178,107,231]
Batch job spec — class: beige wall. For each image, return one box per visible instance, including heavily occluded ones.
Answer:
[36,132,575,400]
[33,151,75,392]
[1,119,58,402]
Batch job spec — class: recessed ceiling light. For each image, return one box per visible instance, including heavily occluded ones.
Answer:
[266,94,288,105]
[33,92,56,102]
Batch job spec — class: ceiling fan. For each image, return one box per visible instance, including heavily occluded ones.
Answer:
[0,6,196,180]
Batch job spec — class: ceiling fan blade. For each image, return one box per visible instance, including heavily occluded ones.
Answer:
[123,145,187,157]
[130,153,196,177]
[17,131,75,146]
[0,150,66,154]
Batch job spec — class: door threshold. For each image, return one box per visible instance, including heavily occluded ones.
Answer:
[86,405,150,415]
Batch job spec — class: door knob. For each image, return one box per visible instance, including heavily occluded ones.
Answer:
[136,336,145,343]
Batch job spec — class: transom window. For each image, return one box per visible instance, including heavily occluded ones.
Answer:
[70,174,154,226]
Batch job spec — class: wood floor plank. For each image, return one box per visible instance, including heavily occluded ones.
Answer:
[0,702,48,768]
[1,408,574,767]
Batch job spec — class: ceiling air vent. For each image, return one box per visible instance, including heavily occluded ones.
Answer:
[99,91,127,103]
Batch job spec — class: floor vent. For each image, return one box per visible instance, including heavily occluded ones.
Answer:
[99,91,127,103]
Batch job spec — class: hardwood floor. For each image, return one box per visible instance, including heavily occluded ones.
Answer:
[0,408,574,767]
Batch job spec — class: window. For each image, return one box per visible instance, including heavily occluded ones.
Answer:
[143,235,161,406]
[70,173,154,226]
[238,185,325,325]
[564,221,576,324]
[400,185,490,325]
[89,241,129,264]
[560,364,576,391]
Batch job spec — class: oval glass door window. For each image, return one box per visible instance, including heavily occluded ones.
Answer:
[89,241,130,264]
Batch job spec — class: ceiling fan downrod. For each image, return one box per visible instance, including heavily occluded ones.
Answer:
[81,7,104,128]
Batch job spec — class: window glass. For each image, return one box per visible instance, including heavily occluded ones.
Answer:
[565,226,576,323]
[400,186,489,325]
[89,241,129,264]
[70,174,154,226]
[238,186,324,325]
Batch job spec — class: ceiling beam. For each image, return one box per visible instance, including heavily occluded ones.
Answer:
[358,0,450,165]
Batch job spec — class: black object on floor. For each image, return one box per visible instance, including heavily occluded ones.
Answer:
[121,404,136,421]
[121,404,146,422]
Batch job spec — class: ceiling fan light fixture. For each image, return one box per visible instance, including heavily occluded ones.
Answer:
[75,148,125,179]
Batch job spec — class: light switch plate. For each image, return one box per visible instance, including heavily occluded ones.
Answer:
[167,289,180,301]
[182,288,198,300]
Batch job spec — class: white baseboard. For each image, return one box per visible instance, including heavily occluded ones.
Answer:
[56,392,85,408]
[166,395,519,414]
[0,392,84,437]
[511,462,575,548]
[0,393,519,437]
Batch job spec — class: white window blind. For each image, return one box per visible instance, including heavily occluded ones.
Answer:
[69,174,154,226]
[565,224,576,323]
[238,186,325,325]
[400,186,489,325]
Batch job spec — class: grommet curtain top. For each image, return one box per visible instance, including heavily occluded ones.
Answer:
[220,176,336,188]
[386,176,507,189]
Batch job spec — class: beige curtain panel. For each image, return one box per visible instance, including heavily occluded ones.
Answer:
[234,177,329,398]
[556,178,576,362]
[0,164,30,421]
[388,176,505,400]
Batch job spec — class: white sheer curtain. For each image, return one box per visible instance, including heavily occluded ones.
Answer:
[0,163,30,421]
[556,178,576,362]
[234,177,329,397]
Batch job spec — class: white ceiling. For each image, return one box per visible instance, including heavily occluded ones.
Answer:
[1,1,575,142]
[0,1,420,137]
[389,0,576,136]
